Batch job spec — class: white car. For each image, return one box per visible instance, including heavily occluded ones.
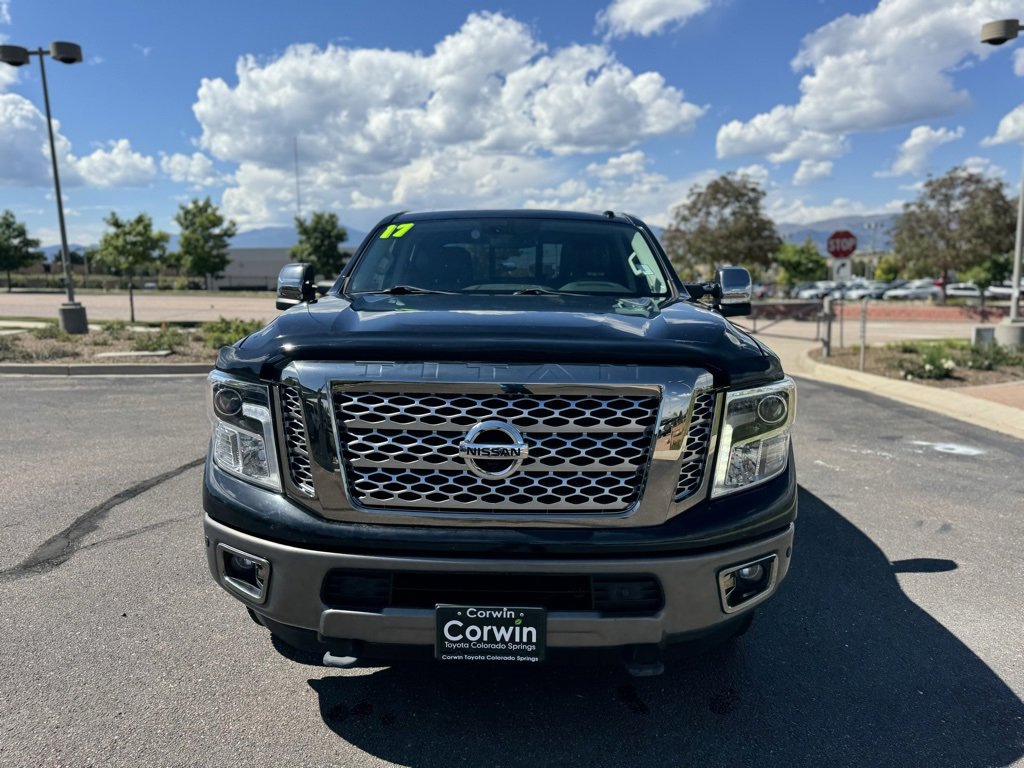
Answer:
[987,280,1023,299]
[883,278,941,300]
[796,280,839,299]
[844,281,889,300]
[944,282,983,298]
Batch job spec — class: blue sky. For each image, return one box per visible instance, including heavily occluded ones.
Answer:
[3,0,1024,246]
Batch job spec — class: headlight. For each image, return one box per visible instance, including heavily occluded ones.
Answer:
[208,371,282,491]
[711,377,796,498]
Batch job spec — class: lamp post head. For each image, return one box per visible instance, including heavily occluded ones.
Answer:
[981,19,1022,45]
[50,41,83,64]
[0,44,30,66]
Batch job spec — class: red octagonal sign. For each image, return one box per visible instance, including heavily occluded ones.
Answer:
[827,230,857,259]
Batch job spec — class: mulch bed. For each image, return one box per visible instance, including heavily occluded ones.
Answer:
[811,346,1024,388]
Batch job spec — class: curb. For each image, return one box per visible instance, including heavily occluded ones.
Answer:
[792,349,1024,442]
[0,363,212,376]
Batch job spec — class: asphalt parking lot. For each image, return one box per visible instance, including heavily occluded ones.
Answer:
[0,375,1022,767]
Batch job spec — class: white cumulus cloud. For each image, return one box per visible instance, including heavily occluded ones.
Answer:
[0,93,156,188]
[717,0,1017,164]
[71,139,156,187]
[160,151,229,187]
[962,155,1006,178]
[982,104,1024,145]
[875,125,964,177]
[793,160,833,186]
[191,12,705,227]
[586,150,648,179]
[597,0,711,38]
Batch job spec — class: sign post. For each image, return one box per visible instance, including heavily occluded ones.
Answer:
[827,230,857,282]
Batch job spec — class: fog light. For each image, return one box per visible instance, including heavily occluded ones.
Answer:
[718,555,777,614]
[217,543,270,604]
[737,564,764,582]
[230,554,257,573]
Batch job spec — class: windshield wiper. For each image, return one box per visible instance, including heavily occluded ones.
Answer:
[353,285,457,296]
[512,287,587,296]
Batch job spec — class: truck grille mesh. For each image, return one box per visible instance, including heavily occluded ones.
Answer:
[332,391,660,513]
[674,390,717,500]
[280,386,315,497]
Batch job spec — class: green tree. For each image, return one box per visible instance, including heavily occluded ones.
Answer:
[291,211,348,278]
[874,253,901,282]
[0,210,42,292]
[962,252,1014,313]
[773,239,828,292]
[173,197,237,289]
[891,167,1015,298]
[662,174,781,280]
[94,212,169,321]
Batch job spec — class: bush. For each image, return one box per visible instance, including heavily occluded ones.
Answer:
[897,344,956,380]
[102,320,130,340]
[958,342,1024,371]
[30,325,71,342]
[132,327,188,352]
[0,336,29,361]
[201,317,263,349]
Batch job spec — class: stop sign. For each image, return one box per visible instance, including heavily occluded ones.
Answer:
[827,230,857,259]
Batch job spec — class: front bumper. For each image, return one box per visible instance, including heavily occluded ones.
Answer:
[204,514,794,650]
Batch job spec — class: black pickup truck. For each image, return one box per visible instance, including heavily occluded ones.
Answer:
[203,209,796,676]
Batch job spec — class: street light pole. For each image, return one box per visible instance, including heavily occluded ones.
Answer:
[981,19,1024,347]
[36,48,75,306]
[0,41,87,333]
[1012,153,1024,324]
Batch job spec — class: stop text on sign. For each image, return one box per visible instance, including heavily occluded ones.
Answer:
[827,230,857,259]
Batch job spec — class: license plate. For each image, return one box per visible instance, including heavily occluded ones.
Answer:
[435,605,546,663]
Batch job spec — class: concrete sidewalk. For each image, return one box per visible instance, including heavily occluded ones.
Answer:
[740,319,1024,442]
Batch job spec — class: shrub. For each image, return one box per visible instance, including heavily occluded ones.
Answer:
[30,325,71,342]
[201,317,263,349]
[958,342,1024,371]
[898,344,956,380]
[0,336,29,361]
[133,327,188,352]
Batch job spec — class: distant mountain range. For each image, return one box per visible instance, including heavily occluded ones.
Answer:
[40,224,370,259]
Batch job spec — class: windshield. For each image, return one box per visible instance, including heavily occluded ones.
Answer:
[346,217,672,298]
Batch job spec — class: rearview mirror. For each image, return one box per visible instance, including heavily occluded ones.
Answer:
[716,266,752,317]
[276,263,317,310]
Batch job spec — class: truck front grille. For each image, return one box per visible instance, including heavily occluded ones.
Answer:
[332,391,660,513]
[280,386,315,497]
[675,390,718,500]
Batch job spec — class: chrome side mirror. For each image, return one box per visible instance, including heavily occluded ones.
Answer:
[716,266,752,317]
[276,263,317,310]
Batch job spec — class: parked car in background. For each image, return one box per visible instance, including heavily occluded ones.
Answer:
[883,278,941,300]
[987,280,1024,299]
[944,282,989,299]
[844,281,890,300]
[797,280,838,299]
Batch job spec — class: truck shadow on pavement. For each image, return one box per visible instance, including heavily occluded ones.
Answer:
[307,488,1024,768]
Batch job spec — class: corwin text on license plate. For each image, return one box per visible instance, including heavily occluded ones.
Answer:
[435,605,546,663]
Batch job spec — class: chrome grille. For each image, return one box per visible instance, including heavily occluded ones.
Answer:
[280,386,315,497]
[333,391,660,513]
[675,390,717,500]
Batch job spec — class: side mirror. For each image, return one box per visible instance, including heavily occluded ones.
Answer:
[276,263,317,310]
[716,266,752,317]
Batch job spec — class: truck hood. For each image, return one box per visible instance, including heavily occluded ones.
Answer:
[218,294,781,387]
